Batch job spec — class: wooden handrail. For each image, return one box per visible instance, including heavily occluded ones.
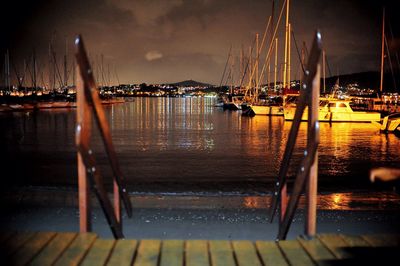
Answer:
[269,31,322,240]
[74,35,132,239]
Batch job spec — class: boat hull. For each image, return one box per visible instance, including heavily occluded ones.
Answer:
[250,105,284,116]
[284,107,381,122]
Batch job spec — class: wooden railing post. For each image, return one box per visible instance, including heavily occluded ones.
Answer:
[76,65,91,233]
[305,64,320,236]
[74,35,132,239]
[280,185,287,222]
[269,31,322,240]
[114,180,121,223]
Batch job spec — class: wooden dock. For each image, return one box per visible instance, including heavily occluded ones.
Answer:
[1,232,400,265]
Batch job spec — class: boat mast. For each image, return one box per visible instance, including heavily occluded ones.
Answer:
[249,45,252,92]
[64,38,68,88]
[230,56,234,95]
[218,45,232,89]
[23,59,27,92]
[269,0,275,92]
[282,0,290,94]
[32,49,37,90]
[113,64,120,86]
[322,49,326,94]
[108,63,111,87]
[287,23,291,91]
[240,45,243,89]
[256,33,259,103]
[274,38,278,92]
[267,56,271,92]
[72,59,76,87]
[48,43,53,92]
[379,7,385,94]
[101,54,105,88]
[5,50,11,92]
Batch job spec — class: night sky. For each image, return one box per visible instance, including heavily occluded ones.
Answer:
[2,0,398,85]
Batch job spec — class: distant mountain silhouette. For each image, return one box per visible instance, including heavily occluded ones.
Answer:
[170,79,214,87]
[323,71,399,92]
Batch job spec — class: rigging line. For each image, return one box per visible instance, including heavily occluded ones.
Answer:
[51,49,65,89]
[238,36,256,90]
[385,34,397,91]
[11,60,23,88]
[256,16,272,93]
[219,45,232,88]
[303,41,309,59]
[26,55,34,87]
[257,0,287,88]
[247,17,271,90]
[101,54,106,88]
[324,52,333,77]
[21,57,31,88]
[223,67,232,88]
[259,16,272,56]
[2,54,7,82]
[291,29,306,75]
[114,65,120,86]
[40,70,46,88]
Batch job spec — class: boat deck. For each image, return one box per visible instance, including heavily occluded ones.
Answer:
[1,231,399,265]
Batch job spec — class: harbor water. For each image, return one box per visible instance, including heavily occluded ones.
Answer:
[0,97,399,194]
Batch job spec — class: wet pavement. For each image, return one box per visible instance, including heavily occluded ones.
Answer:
[1,188,400,240]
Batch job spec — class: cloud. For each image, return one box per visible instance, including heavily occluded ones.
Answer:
[5,0,394,85]
[111,0,183,25]
[145,50,163,61]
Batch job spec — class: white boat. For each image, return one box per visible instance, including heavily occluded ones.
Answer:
[244,95,288,116]
[247,105,283,116]
[8,104,24,110]
[284,99,381,122]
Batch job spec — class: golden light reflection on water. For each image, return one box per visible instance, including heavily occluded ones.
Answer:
[110,98,400,187]
[333,194,341,205]
[6,97,400,189]
[242,192,400,210]
[243,196,269,209]
[321,193,350,210]
[113,98,400,162]
[114,97,217,151]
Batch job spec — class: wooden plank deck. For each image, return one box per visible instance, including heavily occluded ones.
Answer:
[0,232,399,265]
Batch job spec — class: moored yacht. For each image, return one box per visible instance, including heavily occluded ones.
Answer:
[284,98,381,122]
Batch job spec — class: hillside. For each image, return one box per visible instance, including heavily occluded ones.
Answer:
[323,71,398,92]
[170,80,214,87]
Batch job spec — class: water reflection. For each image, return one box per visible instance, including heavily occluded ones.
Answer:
[0,98,399,191]
[243,196,269,209]
[242,192,400,211]
[319,192,400,210]
[111,97,216,152]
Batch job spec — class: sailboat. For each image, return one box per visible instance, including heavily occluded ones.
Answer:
[245,0,289,117]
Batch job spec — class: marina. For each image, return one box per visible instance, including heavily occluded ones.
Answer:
[1,0,400,264]
[1,97,399,193]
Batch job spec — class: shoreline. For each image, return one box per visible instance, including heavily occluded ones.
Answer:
[2,205,400,241]
[1,187,400,241]
[2,186,400,211]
